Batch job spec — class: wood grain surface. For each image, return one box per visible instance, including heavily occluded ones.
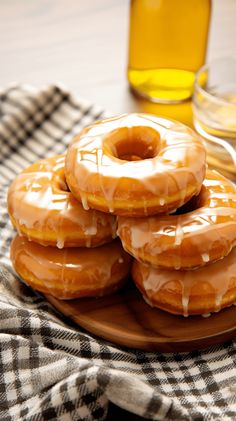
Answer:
[46,283,236,353]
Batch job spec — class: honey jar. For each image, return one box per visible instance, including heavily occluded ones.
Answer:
[128,0,211,103]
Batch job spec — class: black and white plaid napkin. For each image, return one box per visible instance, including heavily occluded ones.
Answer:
[0,84,236,421]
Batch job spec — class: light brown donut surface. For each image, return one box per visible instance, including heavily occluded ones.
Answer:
[65,113,206,216]
[11,235,132,300]
[8,155,117,248]
[118,170,236,269]
[132,247,236,317]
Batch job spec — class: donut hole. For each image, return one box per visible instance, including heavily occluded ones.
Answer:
[173,186,208,215]
[104,126,161,161]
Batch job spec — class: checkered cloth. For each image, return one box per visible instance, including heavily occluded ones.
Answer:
[0,85,236,421]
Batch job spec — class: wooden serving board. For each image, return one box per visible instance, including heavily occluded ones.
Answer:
[45,284,236,353]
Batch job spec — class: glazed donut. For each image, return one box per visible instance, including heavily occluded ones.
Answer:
[118,169,236,270]
[132,248,236,317]
[11,235,132,300]
[8,155,117,248]
[65,113,206,216]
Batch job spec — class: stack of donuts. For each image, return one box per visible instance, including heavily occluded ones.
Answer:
[8,113,236,317]
[8,154,132,300]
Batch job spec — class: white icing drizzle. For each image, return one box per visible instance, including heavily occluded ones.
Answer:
[80,193,90,210]
[134,246,236,316]
[8,155,117,247]
[117,169,236,269]
[201,253,210,263]
[130,223,150,250]
[66,113,205,215]
[182,296,190,317]
[181,271,193,317]
[56,238,65,249]
[174,220,184,246]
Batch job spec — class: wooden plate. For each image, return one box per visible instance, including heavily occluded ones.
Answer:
[45,284,236,353]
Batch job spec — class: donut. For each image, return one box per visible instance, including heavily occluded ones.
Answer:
[7,155,117,248]
[65,113,206,216]
[10,235,132,300]
[132,248,236,317]
[118,169,236,270]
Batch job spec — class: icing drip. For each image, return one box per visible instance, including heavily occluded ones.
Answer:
[96,148,118,212]
[130,223,149,250]
[117,169,236,269]
[8,155,116,247]
[182,296,190,317]
[180,271,192,317]
[174,220,184,246]
[56,238,65,249]
[66,113,205,214]
[80,193,90,210]
[201,253,210,263]
[135,245,236,315]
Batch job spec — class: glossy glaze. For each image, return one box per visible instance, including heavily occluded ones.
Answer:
[118,169,236,269]
[8,155,117,247]
[65,113,206,216]
[11,235,132,299]
[132,245,236,317]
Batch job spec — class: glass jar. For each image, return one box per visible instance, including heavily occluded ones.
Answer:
[193,58,236,181]
[127,0,211,103]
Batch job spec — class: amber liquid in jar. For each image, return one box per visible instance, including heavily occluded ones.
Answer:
[128,0,211,103]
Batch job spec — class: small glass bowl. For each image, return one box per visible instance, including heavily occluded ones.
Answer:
[192,58,236,180]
